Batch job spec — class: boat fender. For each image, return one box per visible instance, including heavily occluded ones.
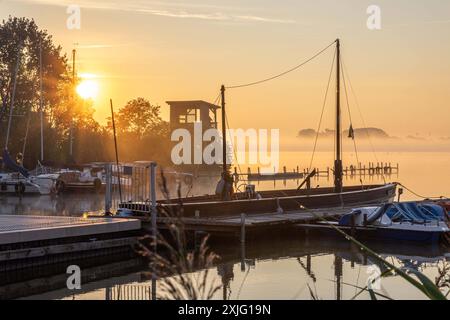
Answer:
[276,198,284,214]
[15,182,25,194]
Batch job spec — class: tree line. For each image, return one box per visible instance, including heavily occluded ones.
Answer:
[0,17,171,169]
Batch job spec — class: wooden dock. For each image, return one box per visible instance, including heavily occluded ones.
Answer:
[137,207,351,235]
[234,162,399,181]
[0,215,141,271]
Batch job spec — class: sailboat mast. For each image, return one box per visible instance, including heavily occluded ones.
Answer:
[39,41,44,162]
[221,85,228,175]
[334,39,343,193]
[70,48,76,159]
[5,44,22,151]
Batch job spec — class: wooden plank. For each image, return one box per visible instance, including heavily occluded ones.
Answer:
[0,215,141,245]
[151,207,350,231]
[0,237,138,262]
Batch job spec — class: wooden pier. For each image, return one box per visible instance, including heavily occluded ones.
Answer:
[234,162,399,181]
[0,215,141,271]
[134,207,351,238]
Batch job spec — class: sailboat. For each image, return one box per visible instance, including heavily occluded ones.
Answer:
[119,39,397,217]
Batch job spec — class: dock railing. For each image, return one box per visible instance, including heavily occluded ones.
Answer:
[105,163,158,214]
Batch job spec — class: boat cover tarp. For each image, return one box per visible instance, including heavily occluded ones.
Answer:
[2,149,29,178]
[339,202,447,226]
[385,202,446,223]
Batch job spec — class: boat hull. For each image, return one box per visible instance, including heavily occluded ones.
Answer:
[121,183,397,217]
[376,227,445,244]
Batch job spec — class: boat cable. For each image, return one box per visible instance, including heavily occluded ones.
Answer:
[225,40,337,89]
[341,56,387,184]
[341,58,364,187]
[307,47,336,172]
[225,112,243,177]
[396,182,449,200]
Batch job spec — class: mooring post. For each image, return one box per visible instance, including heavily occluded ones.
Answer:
[240,213,246,244]
[240,213,246,272]
[105,163,112,215]
[150,162,157,300]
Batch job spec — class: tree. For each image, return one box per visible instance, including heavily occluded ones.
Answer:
[114,98,164,140]
[106,98,171,164]
[0,16,101,166]
[0,17,67,128]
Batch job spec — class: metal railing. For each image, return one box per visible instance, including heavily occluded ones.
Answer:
[106,284,152,300]
[105,163,158,214]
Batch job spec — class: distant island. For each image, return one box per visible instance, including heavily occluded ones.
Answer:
[297,127,391,139]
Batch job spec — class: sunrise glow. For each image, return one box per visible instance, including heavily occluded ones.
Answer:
[76,79,99,100]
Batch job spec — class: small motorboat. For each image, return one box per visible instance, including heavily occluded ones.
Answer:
[0,172,53,195]
[338,202,450,244]
[32,169,104,194]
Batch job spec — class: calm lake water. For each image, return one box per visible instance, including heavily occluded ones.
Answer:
[2,151,450,300]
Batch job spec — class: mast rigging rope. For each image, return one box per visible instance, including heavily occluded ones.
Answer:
[341,58,363,185]
[226,40,337,89]
[308,47,336,172]
[340,56,386,184]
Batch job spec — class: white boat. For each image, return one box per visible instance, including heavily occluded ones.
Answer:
[0,172,53,195]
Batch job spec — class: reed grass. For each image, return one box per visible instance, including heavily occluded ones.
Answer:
[312,211,448,300]
[137,171,221,300]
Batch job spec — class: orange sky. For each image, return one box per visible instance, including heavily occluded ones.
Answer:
[2,0,450,143]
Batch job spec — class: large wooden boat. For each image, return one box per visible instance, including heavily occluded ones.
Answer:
[120,183,397,217]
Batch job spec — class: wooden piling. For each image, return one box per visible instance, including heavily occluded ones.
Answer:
[240,213,246,244]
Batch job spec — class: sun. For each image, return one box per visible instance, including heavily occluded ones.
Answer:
[76,79,99,100]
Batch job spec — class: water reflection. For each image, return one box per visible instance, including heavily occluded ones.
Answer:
[14,234,449,300]
[0,193,105,216]
[2,152,449,300]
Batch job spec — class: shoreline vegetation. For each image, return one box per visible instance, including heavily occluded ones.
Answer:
[0,17,172,168]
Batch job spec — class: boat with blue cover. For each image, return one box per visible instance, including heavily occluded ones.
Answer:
[336,202,450,244]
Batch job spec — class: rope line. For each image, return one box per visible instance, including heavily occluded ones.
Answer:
[341,56,386,184]
[340,58,363,186]
[397,183,448,200]
[226,40,337,89]
[308,47,336,172]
